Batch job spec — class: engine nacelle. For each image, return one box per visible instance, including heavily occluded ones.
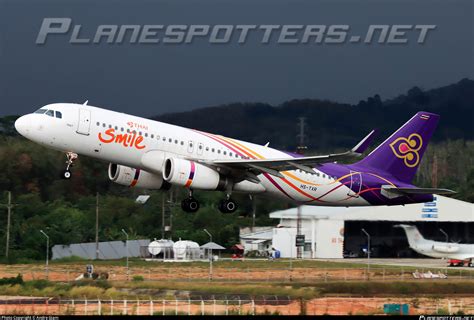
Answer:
[432,244,460,253]
[163,158,229,190]
[108,163,171,189]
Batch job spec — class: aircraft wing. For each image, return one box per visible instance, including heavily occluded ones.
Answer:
[199,130,377,179]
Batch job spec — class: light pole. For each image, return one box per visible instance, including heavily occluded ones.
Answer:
[439,228,449,243]
[95,192,100,260]
[39,230,49,280]
[361,228,370,280]
[121,229,129,281]
[203,229,213,281]
[1,191,15,258]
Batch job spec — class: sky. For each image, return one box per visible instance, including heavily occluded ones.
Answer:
[0,0,472,117]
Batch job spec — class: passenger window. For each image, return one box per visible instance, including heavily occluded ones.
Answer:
[121,127,124,132]
[45,110,54,117]
[181,141,184,145]
[103,123,106,128]
[96,122,100,126]
[55,111,62,119]
[151,134,154,139]
[145,133,148,137]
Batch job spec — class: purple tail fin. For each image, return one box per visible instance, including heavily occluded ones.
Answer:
[356,111,439,183]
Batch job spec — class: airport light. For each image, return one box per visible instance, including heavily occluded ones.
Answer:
[439,228,449,243]
[39,230,49,280]
[121,229,129,281]
[361,228,370,279]
[203,229,213,281]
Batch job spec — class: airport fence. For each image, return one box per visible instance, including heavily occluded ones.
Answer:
[0,297,473,315]
[3,265,474,283]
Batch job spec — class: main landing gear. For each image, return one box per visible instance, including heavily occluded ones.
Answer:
[61,152,78,180]
[181,190,200,213]
[181,191,238,214]
[218,195,238,214]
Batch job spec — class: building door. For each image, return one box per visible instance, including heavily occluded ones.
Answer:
[347,171,362,197]
[77,109,91,135]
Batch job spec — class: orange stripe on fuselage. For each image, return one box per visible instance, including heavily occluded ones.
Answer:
[220,136,265,159]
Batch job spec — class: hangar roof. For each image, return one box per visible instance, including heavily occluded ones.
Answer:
[269,196,473,222]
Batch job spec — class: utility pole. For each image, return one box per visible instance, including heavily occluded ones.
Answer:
[161,193,165,239]
[2,191,15,258]
[121,229,129,281]
[40,230,49,280]
[203,229,213,281]
[250,195,256,231]
[296,206,302,259]
[361,228,370,280]
[296,117,308,155]
[432,155,438,188]
[95,192,99,260]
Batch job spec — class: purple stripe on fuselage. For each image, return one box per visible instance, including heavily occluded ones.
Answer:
[263,173,294,200]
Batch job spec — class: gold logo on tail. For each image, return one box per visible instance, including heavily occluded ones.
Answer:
[389,133,423,168]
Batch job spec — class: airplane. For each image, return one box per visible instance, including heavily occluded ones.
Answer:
[396,224,474,267]
[14,102,455,213]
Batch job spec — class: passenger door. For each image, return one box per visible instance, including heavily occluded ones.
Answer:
[77,109,91,135]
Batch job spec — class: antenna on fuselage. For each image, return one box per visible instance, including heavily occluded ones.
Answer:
[83,100,89,105]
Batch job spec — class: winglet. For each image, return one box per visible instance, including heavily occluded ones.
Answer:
[351,129,377,154]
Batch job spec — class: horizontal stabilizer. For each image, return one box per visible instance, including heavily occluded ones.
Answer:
[382,185,456,197]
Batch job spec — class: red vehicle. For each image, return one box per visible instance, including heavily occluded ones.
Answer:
[231,244,244,260]
[449,259,473,267]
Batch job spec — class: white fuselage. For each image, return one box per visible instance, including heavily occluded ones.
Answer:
[15,103,370,206]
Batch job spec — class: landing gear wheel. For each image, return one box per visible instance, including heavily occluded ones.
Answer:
[62,170,72,180]
[218,198,238,213]
[181,197,200,213]
[62,152,78,180]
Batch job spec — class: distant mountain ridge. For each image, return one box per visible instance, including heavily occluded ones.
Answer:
[154,78,473,151]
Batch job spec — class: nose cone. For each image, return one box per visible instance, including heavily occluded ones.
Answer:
[15,115,30,136]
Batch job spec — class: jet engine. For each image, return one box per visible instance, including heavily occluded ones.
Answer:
[108,163,170,189]
[163,157,229,190]
[432,244,460,254]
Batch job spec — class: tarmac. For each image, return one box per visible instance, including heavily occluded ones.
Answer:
[326,258,474,270]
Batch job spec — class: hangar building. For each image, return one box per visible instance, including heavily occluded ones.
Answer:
[268,195,474,259]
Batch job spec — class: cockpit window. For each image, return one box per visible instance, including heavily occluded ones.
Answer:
[55,111,62,119]
[45,110,54,117]
[34,109,47,114]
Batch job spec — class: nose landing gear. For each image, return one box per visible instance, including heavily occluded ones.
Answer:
[61,152,78,180]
